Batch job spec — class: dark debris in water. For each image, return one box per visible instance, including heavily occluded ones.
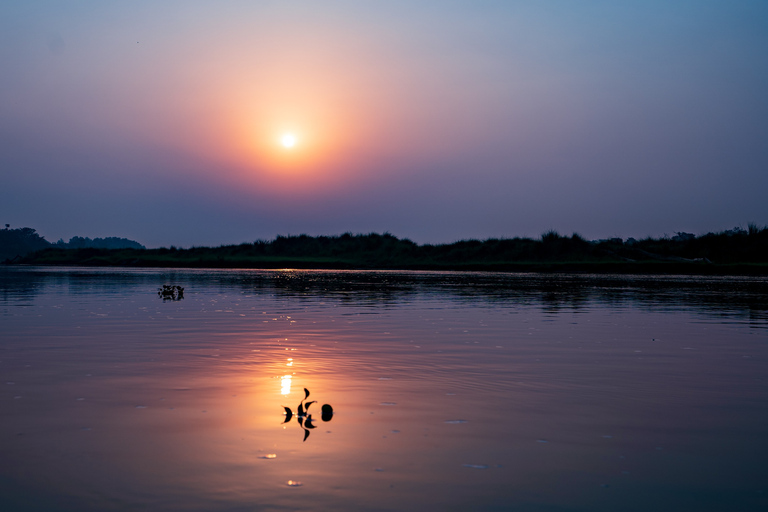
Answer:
[158,285,184,301]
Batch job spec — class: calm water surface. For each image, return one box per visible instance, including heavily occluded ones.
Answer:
[1,267,767,511]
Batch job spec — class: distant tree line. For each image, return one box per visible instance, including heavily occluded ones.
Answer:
[9,224,768,273]
[53,236,145,251]
[0,226,144,262]
[0,227,50,262]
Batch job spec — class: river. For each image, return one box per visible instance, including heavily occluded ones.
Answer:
[1,267,767,511]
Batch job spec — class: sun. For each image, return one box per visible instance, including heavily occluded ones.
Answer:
[281,133,296,148]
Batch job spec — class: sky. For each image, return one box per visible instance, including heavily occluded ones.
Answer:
[1,1,767,248]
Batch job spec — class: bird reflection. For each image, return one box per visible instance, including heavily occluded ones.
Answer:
[281,387,334,442]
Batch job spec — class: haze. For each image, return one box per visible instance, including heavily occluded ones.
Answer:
[1,1,767,247]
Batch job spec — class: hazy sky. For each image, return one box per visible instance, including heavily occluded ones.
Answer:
[2,1,767,247]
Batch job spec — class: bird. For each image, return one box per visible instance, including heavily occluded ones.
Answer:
[278,388,333,441]
[297,388,313,416]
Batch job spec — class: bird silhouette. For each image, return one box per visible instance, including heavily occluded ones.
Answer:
[278,388,333,442]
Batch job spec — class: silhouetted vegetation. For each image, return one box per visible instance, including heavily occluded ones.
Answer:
[0,227,50,262]
[0,225,144,262]
[54,236,145,250]
[8,225,768,274]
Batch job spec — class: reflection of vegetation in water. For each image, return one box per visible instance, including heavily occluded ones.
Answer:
[281,388,333,442]
[209,271,768,324]
[2,268,766,327]
[12,227,768,272]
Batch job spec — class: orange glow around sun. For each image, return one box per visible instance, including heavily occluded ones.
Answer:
[187,39,397,197]
[223,92,364,194]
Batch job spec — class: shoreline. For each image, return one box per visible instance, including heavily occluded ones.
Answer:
[6,228,768,276]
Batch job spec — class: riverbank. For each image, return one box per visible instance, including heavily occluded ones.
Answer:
[7,229,768,275]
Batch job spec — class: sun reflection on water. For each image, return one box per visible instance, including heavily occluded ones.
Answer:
[280,374,292,395]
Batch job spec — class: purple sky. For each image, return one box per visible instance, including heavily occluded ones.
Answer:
[2,1,767,247]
